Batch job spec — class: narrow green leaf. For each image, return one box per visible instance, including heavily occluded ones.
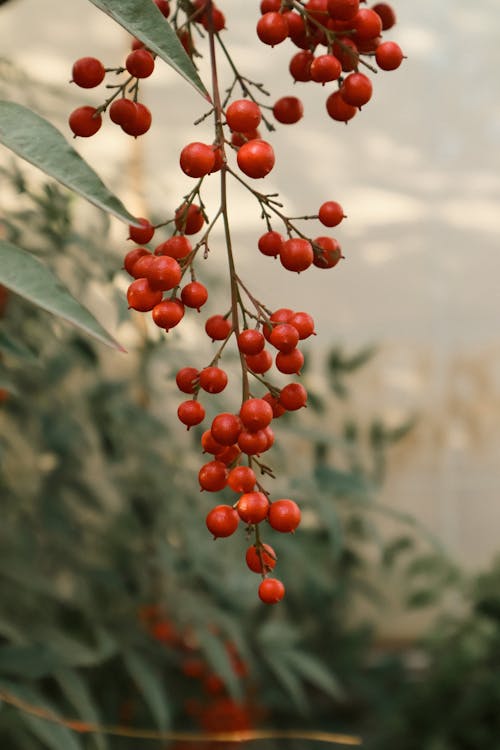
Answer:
[0,645,64,679]
[54,669,107,750]
[88,0,208,98]
[124,651,170,730]
[284,650,344,701]
[0,241,124,351]
[197,628,242,701]
[0,330,38,362]
[0,102,138,225]
[262,652,307,712]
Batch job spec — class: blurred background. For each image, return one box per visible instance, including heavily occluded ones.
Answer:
[1,0,500,748]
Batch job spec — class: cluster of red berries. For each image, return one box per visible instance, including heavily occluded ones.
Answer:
[67,0,173,138]
[254,0,404,125]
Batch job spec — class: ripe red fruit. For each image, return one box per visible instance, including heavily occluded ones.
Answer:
[256,12,289,46]
[147,256,182,291]
[130,253,156,279]
[198,460,228,492]
[201,429,224,455]
[109,98,137,129]
[128,217,155,244]
[352,8,382,41]
[123,247,150,277]
[372,2,396,29]
[279,383,308,411]
[327,0,359,20]
[199,367,228,394]
[238,429,270,455]
[313,236,342,268]
[260,0,281,12]
[155,235,192,259]
[126,278,162,311]
[211,413,242,446]
[269,323,300,353]
[326,90,357,122]
[310,54,342,84]
[236,492,269,524]
[227,466,257,494]
[245,543,276,573]
[276,348,304,375]
[279,238,314,273]
[215,444,241,466]
[258,578,285,604]
[206,505,239,538]
[181,281,208,310]
[121,102,152,136]
[289,311,316,339]
[126,48,155,78]
[332,37,359,71]
[226,100,262,133]
[151,298,185,330]
[268,499,301,532]
[318,201,344,227]
[71,57,105,88]
[237,140,275,179]
[176,367,199,394]
[175,203,205,234]
[244,349,273,374]
[258,231,284,258]
[177,399,205,428]
[200,7,226,32]
[375,41,404,70]
[69,106,102,137]
[305,0,329,22]
[341,72,373,107]
[239,398,273,432]
[284,11,309,48]
[237,329,265,355]
[231,129,261,148]
[272,97,304,125]
[180,142,216,178]
[205,314,232,341]
[153,0,170,17]
[263,391,286,418]
[289,50,314,82]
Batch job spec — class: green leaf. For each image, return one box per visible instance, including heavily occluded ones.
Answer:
[87,0,208,98]
[0,241,124,351]
[0,102,138,225]
[54,669,107,750]
[0,645,64,679]
[197,628,242,701]
[124,651,170,730]
[0,330,38,362]
[284,650,344,701]
[262,652,307,712]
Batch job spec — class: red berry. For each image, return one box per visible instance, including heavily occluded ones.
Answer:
[289,311,316,339]
[239,398,273,432]
[71,57,105,88]
[332,37,359,71]
[318,201,345,227]
[258,231,284,258]
[181,281,208,310]
[199,367,228,394]
[256,12,289,46]
[327,0,359,20]
[268,499,301,532]
[152,298,185,330]
[263,392,286,418]
[289,51,314,82]
[258,578,285,604]
[205,314,232,341]
[279,238,314,273]
[227,466,257,493]
[199,460,228,492]
[215,444,242,466]
[279,383,308,410]
[231,129,261,148]
[121,102,152,136]
[313,236,342,268]
[237,329,265,355]
[130,252,156,279]
[176,367,199,394]
[180,142,216,178]
[341,72,373,107]
[236,492,269,524]
[284,11,309,49]
[226,100,262,133]
[155,235,192,259]
[305,0,329,22]
[276,348,304,374]
[352,8,382,41]
[375,41,404,70]
[238,429,269,455]
[69,106,102,137]
[206,505,239,538]
[153,0,170,17]
[245,349,273,374]
[177,399,205,428]
[109,98,137,129]
[272,96,304,125]
[147,256,182,291]
[245,543,276,573]
[126,278,162,311]
[237,140,275,179]
[260,0,281,12]
[201,429,224,454]
[310,54,342,84]
[371,2,396,29]
[126,49,155,78]
[211,413,242,446]
[200,7,226,32]
[128,217,155,244]
[269,323,300,353]
[326,90,357,122]
[175,203,205,234]
[123,247,150,277]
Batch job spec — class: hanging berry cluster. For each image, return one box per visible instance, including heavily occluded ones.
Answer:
[68,0,404,604]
